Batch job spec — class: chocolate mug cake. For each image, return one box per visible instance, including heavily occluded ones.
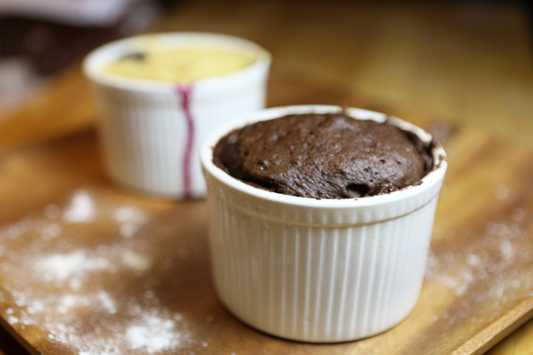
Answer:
[201,105,447,342]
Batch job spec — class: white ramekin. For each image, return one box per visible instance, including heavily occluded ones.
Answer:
[201,105,447,342]
[83,32,271,199]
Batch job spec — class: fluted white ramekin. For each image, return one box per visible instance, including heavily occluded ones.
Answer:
[201,105,447,342]
[83,32,271,199]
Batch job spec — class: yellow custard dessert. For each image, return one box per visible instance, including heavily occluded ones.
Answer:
[104,47,255,82]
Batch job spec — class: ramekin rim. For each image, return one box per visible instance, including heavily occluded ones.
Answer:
[82,32,272,92]
[201,105,447,209]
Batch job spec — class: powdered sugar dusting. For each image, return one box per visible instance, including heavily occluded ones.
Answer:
[41,224,62,240]
[126,312,181,353]
[38,251,111,282]
[121,250,151,272]
[113,206,148,238]
[45,204,60,219]
[0,189,195,354]
[97,291,117,314]
[63,190,95,223]
[494,184,509,200]
[7,285,189,355]
[424,197,533,331]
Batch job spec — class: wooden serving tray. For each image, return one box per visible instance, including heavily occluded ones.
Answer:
[1,75,533,355]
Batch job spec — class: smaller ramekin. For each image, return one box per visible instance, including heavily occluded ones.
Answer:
[83,32,271,199]
[201,105,447,342]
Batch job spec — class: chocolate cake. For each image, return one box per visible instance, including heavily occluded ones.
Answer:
[214,112,432,199]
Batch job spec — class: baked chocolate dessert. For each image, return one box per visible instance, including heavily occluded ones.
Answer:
[214,112,432,199]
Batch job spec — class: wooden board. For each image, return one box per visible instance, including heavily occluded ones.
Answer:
[0,71,533,355]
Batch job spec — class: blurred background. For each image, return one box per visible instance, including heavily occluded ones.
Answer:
[0,0,532,146]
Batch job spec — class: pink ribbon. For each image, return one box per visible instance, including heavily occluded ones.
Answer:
[177,85,195,200]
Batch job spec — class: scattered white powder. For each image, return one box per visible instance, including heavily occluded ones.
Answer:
[453,270,474,296]
[476,269,487,280]
[120,250,151,272]
[424,208,533,332]
[3,220,31,239]
[41,224,62,240]
[45,204,60,219]
[56,294,91,314]
[510,226,524,239]
[0,198,192,354]
[511,279,521,288]
[26,300,44,314]
[37,251,110,281]
[466,254,480,266]
[113,206,148,224]
[7,315,19,324]
[97,291,117,314]
[126,312,181,353]
[7,281,187,354]
[63,190,95,223]
[485,222,497,234]
[496,223,509,237]
[494,184,509,200]
[500,240,513,260]
[70,278,82,292]
[119,224,137,238]
[113,206,148,238]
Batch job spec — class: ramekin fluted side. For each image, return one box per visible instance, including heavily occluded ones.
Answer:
[206,174,440,342]
[91,83,266,198]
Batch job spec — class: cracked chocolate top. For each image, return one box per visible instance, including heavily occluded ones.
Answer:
[213,112,432,199]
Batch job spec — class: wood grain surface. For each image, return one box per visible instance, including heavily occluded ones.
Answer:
[1,1,533,354]
[0,70,532,355]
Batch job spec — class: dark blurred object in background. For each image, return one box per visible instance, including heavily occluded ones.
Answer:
[0,0,160,76]
[0,0,161,112]
[0,0,530,114]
